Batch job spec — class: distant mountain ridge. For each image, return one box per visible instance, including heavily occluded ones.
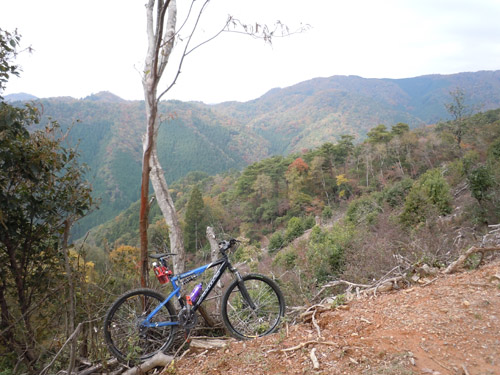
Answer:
[4,92,39,102]
[5,70,500,237]
[214,70,500,153]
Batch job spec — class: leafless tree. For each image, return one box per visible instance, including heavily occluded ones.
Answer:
[139,0,309,284]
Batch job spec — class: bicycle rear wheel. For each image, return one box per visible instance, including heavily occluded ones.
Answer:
[221,274,285,340]
[103,288,176,363]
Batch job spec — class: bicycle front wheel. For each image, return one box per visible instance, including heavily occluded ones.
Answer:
[103,288,177,363]
[221,274,285,340]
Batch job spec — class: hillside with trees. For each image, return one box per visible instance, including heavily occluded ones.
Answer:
[40,100,500,375]
[84,105,500,289]
[7,70,500,239]
[214,71,500,154]
[1,28,94,374]
[25,96,261,239]
[3,19,500,374]
[4,88,500,374]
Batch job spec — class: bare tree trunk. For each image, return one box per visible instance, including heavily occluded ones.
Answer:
[150,146,185,273]
[139,105,155,287]
[207,227,223,306]
[140,0,185,283]
[137,0,298,281]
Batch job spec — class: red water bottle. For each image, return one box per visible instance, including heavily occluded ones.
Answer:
[152,262,171,284]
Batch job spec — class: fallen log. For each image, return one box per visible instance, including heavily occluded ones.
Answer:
[189,337,231,350]
[443,246,500,274]
[76,358,118,375]
[122,352,173,375]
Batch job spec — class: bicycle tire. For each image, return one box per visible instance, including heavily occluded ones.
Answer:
[103,288,176,363]
[221,274,285,340]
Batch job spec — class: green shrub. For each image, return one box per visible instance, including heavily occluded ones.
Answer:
[306,223,354,283]
[400,168,452,226]
[303,215,316,230]
[233,244,260,271]
[284,217,305,243]
[445,159,465,187]
[488,138,500,161]
[322,205,333,220]
[383,178,414,208]
[462,150,480,174]
[273,247,298,270]
[268,231,285,253]
[346,193,383,225]
[257,199,279,222]
[468,165,494,202]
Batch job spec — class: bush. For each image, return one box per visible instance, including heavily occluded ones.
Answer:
[468,165,494,202]
[383,178,414,208]
[303,215,316,230]
[488,138,500,161]
[233,244,261,271]
[268,231,285,253]
[273,247,298,270]
[445,159,465,187]
[306,224,354,283]
[345,193,384,225]
[322,205,333,220]
[462,150,480,174]
[400,168,452,226]
[284,217,305,243]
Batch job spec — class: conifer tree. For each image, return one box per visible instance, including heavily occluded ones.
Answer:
[184,186,206,252]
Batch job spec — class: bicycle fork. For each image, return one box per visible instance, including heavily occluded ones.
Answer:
[231,268,257,310]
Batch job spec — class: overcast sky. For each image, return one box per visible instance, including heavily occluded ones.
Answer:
[2,0,500,104]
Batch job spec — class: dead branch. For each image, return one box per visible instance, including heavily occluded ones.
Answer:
[76,359,119,375]
[310,348,320,370]
[422,277,438,287]
[40,323,82,375]
[443,246,500,274]
[123,352,173,375]
[300,275,407,322]
[311,310,322,338]
[313,280,371,302]
[275,340,338,353]
[189,338,231,350]
[300,304,331,322]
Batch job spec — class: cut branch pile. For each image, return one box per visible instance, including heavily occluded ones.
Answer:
[311,264,411,305]
[444,224,500,274]
[292,224,500,328]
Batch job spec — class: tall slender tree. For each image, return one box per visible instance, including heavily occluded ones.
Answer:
[184,186,206,252]
[138,0,306,283]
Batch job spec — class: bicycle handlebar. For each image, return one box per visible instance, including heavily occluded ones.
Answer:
[218,238,239,253]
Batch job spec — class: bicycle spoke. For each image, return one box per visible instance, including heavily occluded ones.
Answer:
[222,275,285,339]
[104,289,176,363]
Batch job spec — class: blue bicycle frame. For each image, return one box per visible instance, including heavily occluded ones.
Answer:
[141,256,229,328]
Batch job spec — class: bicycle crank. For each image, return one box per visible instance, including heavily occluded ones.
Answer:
[178,307,198,329]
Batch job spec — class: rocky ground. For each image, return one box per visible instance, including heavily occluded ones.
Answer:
[173,260,500,375]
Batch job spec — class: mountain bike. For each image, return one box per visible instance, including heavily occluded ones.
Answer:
[103,239,286,363]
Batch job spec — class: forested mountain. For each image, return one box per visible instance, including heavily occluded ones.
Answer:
[5,61,500,374]
[84,106,500,287]
[7,70,500,238]
[214,70,500,154]
[31,96,260,238]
